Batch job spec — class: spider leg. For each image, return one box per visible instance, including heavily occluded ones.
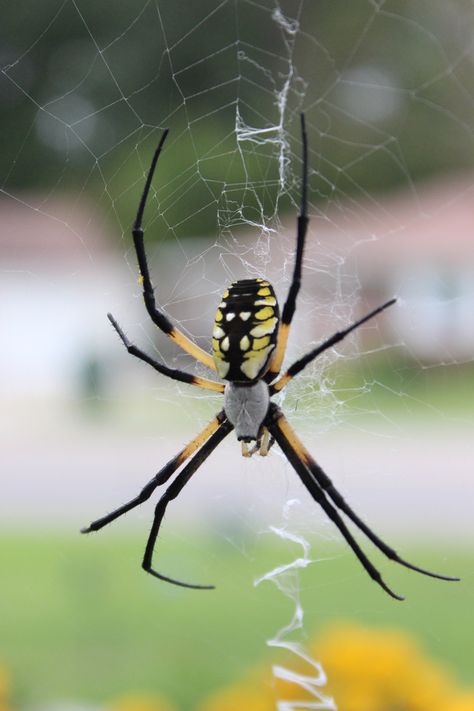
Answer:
[266,113,309,382]
[143,418,234,589]
[271,408,459,583]
[259,427,274,456]
[132,129,215,371]
[81,411,227,533]
[271,298,396,394]
[266,405,404,600]
[107,313,224,393]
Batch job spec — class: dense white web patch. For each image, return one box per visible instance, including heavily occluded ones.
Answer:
[255,500,337,709]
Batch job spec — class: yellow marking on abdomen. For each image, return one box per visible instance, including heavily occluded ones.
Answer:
[215,360,230,378]
[241,345,275,379]
[255,306,274,320]
[250,318,278,337]
[252,335,270,350]
[255,297,277,306]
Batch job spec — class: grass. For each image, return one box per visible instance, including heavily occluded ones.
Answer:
[1,531,472,710]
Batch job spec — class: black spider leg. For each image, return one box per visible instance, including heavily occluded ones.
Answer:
[107,313,224,393]
[270,406,459,584]
[266,112,309,382]
[271,297,396,393]
[132,129,215,370]
[266,404,404,600]
[143,418,234,589]
[306,457,460,582]
[82,411,227,534]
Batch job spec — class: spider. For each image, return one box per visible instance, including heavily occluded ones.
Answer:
[82,115,459,600]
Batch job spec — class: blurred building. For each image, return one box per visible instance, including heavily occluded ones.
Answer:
[2,173,473,402]
[313,174,474,362]
[1,195,124,400]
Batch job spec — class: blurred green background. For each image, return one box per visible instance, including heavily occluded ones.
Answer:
[3,0,474,238]
[1,1,473,710]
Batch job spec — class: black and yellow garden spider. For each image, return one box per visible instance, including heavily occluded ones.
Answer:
[82,115,459,600]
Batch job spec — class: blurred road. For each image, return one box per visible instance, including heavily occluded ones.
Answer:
[2,405,472,542]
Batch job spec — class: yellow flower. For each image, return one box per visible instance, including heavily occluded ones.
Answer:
[0,665,11,705]
[444,693,474,711]
[270,622,468,711]
[195,682,274,711]
[196,623,474,711]
[107,691,177,711]
[0,665,13,711]
[308,622,456,711]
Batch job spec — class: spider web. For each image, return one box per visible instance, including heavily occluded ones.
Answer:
[2,0,474,708]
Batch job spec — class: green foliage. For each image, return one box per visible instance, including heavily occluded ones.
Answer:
[100,121,282,242]
[326,360,474,417]
[1,533,471,710]
[3,1,474,238]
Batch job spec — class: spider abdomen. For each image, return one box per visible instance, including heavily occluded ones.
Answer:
[212,278,280,381]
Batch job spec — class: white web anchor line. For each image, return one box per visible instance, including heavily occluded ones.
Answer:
[254,501,337,711]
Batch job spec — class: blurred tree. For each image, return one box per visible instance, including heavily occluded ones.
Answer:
[2,0,473,238]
